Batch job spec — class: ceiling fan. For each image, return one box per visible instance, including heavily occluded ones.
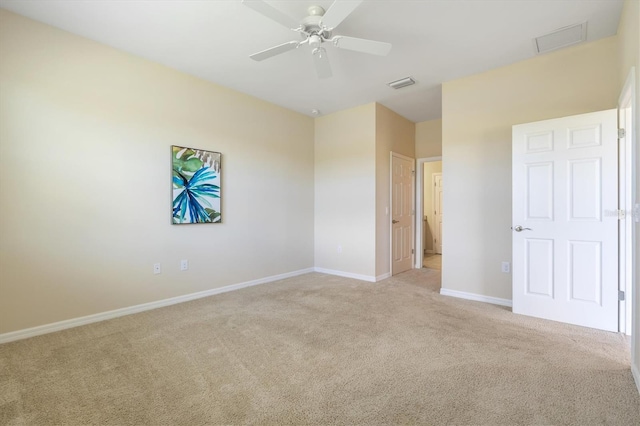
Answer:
[242,0,392,79]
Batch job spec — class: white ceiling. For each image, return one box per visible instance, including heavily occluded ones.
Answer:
[0,0,624,123]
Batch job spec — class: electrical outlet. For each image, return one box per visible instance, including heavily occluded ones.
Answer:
[501,262,510,273]
[180,259,189,271]
[337,245,342,254]
[153,263,161,275]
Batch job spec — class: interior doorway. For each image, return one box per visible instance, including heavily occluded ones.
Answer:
[415,157,442,272]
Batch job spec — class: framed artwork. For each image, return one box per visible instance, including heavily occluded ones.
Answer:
[171,145,222,224]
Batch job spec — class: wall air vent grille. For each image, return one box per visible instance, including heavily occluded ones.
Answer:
[534,22,587,54]
[388,77,416,89]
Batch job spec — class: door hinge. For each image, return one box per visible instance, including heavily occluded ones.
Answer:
[619,290,625,301]
[618,128,626,139]
[411,170,415,176]
[411,249,414,254]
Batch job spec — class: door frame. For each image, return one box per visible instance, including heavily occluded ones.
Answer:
[618,67,640,360]
[432,172,443,254]
[618,67,636,343]
[415,156,442,268]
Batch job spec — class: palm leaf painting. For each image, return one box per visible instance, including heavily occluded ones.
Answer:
[172,145,221,224]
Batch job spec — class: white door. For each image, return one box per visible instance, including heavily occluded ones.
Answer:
[512,109,618,332]
[433,173,443,254]
[392,153,414,275]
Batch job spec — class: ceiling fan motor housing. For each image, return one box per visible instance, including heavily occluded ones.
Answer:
[301,7,331,40]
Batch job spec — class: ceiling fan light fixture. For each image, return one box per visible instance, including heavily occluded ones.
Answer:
[388,77,416,90]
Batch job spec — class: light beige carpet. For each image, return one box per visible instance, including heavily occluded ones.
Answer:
[1,269,639,425]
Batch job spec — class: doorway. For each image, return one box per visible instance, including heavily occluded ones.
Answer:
[415,157,442,272]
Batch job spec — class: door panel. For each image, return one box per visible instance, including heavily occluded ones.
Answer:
[526,162,553,220]
[512,109,618,332]
[525,238,554,298]
[568,240,601,304]
[391,154,414,275]
[568,159,601,220]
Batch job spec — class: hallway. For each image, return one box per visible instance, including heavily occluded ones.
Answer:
[423,253,441,270]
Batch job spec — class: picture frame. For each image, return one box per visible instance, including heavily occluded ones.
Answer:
[171,145,222,224]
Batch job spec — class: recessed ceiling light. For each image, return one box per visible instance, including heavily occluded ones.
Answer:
[311,109,321,116]
[388,77,416,90]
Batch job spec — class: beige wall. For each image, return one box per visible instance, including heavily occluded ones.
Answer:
[422,161,442,252]
[314,103,377,277]
[617,0,640,389]
[375,104,415,277]
[415,119,442,158]
[0,10,315,334]
[441,36,619,300]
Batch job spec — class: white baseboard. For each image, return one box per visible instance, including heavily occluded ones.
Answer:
[375,272,391,282]
[314,267,377,283]
[439,288,512,307]
[633,362,640,396]
[0,267,315,344]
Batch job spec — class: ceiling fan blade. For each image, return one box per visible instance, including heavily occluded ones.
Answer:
[320,0,363,30]
[242,0,300,30]
[313,48,332,79]
[332,36,392,56]
[250,41,300,61]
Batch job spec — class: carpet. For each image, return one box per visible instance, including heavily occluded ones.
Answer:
[1,269,638,425]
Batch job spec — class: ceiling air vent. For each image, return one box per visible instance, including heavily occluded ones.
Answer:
[534,22,587,55]
[388,77,416,90]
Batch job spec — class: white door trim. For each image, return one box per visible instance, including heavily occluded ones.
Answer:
[618,67,637,366]
[432,173,443,254]
[415,156,442,268]
[619,67,636,336]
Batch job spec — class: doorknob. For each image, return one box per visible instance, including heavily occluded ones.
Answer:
[392,220,399,224]
[513,225,532,232]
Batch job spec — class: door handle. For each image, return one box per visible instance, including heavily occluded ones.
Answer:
[513,226,532,232]
[392,220,399,224]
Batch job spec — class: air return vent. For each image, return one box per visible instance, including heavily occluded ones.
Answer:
[534,22,587,54]
[388,77,416,89]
